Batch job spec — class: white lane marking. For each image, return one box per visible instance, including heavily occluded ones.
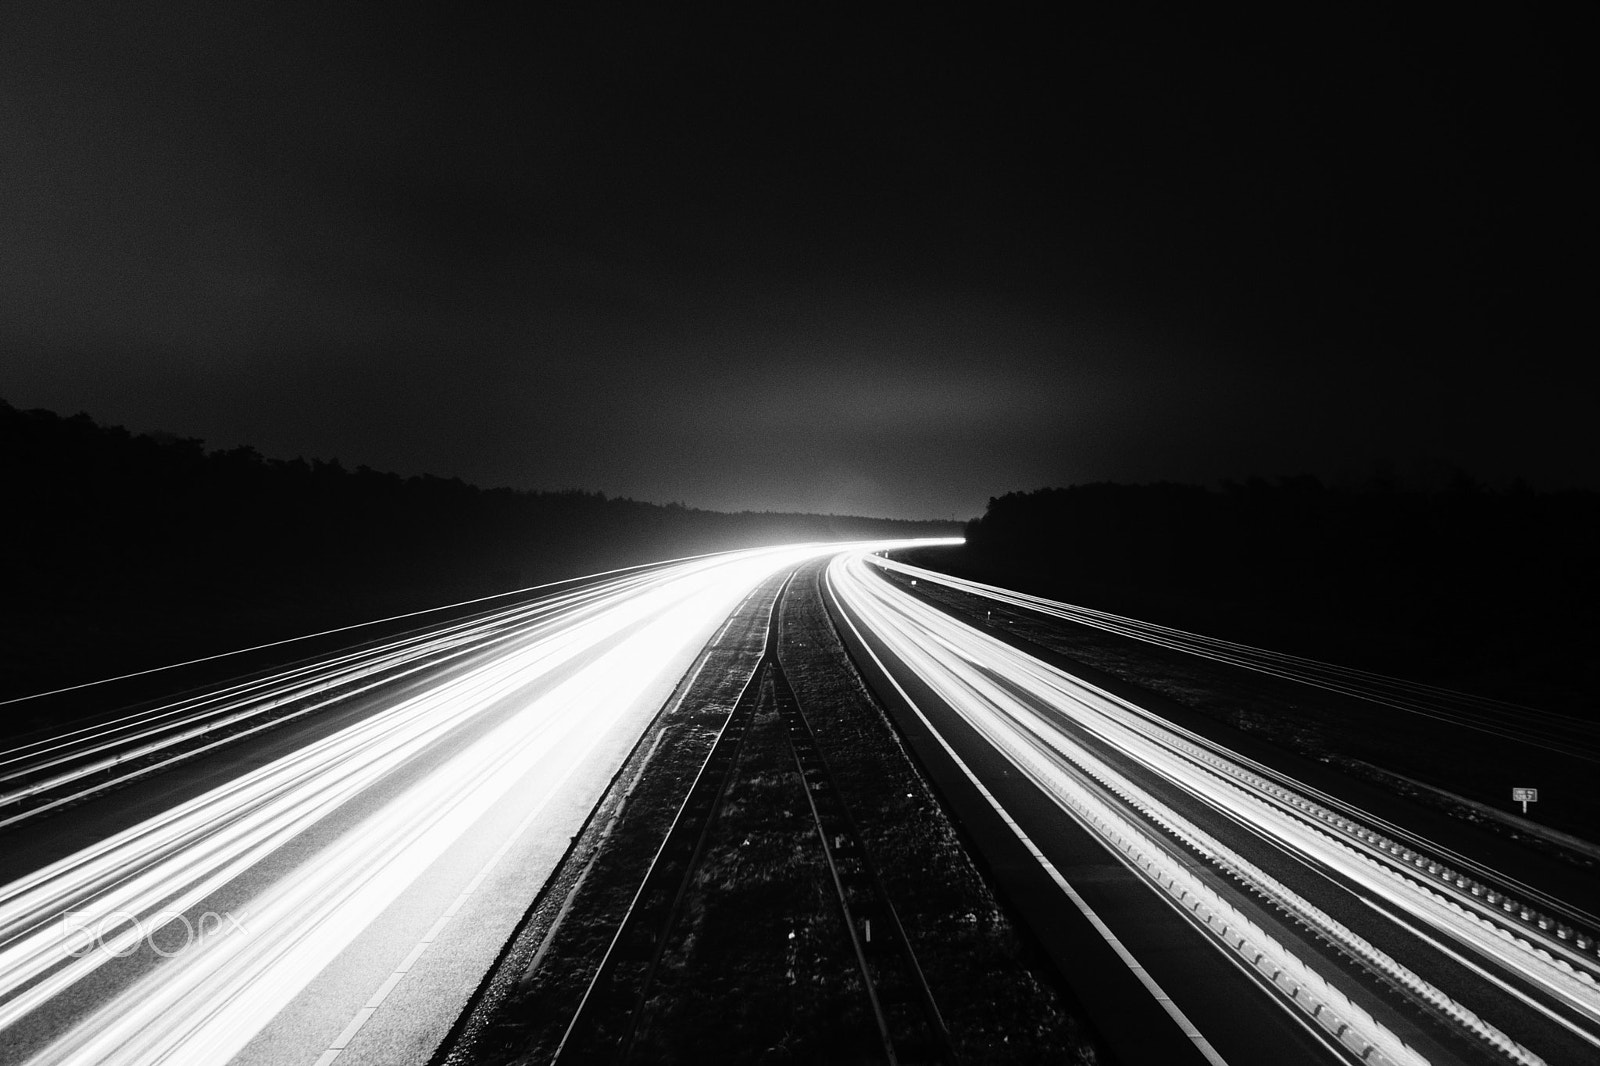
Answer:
[394,941,429,974]
[824,564,1231,1066]
[365,972,405,1009]
[312,757,585,1064]
[329,1007,375,1049]
[309,574,769,1063]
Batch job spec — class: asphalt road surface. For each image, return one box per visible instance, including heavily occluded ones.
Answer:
[0,542,929,1066]
[2,540,1595,1066]
[825,551,1600,1066]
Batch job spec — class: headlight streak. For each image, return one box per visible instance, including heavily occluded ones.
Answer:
[0,541,950,1066]
[0,551,755,712]
[27,586,721,1065]
[871,556,1600,761]
[935,636,1600,1018]
[0,557,736,824]
[872,556,1600,970]
[831,552,1600,1065]
[832,557,1435,1065]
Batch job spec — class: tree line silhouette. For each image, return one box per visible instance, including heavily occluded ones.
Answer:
[943,478,1600,717]
[8,397,1593,722]
[1,399,955,706]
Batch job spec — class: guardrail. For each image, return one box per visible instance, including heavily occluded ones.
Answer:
[987,700,1537,1066]
[887,621,1544,1065]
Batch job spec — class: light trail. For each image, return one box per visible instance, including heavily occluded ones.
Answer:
[11,537,1589,1065]
[0,540,953,1066]
[0,560,717,825]
[873,555,1600,952]
[828,550,1600,1066]
[870,556,1600,761]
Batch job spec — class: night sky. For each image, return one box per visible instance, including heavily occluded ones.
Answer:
[2,4,1591,520]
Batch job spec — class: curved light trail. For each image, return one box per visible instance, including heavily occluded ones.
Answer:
[4,538,1594,1066]
[827,550,1600,1066]
[0,541,949,1066]
[867,556,1600,761]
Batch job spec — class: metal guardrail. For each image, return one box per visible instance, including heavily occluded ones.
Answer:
[971,686,1545,1066]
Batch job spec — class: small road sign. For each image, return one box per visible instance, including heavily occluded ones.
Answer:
[1513,787,1538,813]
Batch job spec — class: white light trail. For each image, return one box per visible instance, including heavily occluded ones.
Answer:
[830,550,1600,1065]
[872,555,1600,759]
[0,540,953,1065]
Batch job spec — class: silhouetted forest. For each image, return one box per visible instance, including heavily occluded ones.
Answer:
[0,400,956,704]
[925,479,1600,717]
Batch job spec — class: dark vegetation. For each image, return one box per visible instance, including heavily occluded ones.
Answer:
[778,566,1102,1062]
[935,480,1600,718]
[440,563,1103,1065]
[0,399,956,709]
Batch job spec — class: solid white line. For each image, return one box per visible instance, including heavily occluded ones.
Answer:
[825,563,1231,1066]
[508,617,728,988]
[307,552,939,1065]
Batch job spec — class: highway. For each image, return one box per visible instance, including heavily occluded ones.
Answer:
[2,541,1595,1065]
[825,552,1600,1066]
[0,542,935,1066]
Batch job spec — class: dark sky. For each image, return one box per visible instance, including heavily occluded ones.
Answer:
[2,4,1591,519]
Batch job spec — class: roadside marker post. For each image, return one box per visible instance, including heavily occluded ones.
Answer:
[1512,787,1538,814]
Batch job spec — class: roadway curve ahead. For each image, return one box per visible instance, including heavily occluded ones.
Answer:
[0,541,940,1066]
[826,551,1600,1066]
[5,541,1595,1066]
